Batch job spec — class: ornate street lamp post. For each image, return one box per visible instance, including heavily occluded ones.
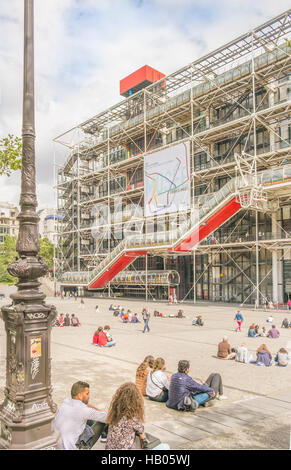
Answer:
[0,0,58,449]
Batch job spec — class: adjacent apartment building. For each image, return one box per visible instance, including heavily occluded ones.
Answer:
[0,202,19,244]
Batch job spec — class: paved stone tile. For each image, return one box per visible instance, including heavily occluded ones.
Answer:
[212,405,270,422]
[149,420,211,441]
[258,397,291,410]
[267,390,291,403]
[235,403,284,417]
[237,397,291,415]
[189,409,248,428]
[176,414,233,435]
[144,423,191,448]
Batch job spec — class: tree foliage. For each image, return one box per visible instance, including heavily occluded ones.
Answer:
[0,235,17,283]
[0,134,22,176]
[39,237,54,269]
[0,236,54,284]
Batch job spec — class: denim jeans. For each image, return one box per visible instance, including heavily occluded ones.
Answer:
[256,360,273,366]
[143,319,150,332]
[152,443,171,450]
[76,421,106,449]
[192,392,211,406]
[149,390,168,402]
[103,341,116,347]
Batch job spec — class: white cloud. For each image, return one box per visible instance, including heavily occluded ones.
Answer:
[0,0,290,209]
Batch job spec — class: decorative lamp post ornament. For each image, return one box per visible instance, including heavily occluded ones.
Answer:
[0,0,58,449]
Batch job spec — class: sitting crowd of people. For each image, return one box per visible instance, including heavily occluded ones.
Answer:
[217,337,289,367]
[121,309,140,323]
[248,323,280,338]
[92,325,116,347]
[53,380,170,450]
[135,356,227,410]
[52,298,291,451]
[110,305,140,323]
[55,313,81,327]
[192,315,204,326]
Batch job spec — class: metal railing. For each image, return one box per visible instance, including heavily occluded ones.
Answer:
[59,163,291,285]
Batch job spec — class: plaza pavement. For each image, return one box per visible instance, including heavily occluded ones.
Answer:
[0,284,290,450]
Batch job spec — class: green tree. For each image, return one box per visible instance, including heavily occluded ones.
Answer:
[39,237,54,269]
[0,134,22,176]
[0,235,17,284]
[0,236,54,283]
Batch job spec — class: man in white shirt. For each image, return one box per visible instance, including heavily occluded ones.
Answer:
[53,381,107,450]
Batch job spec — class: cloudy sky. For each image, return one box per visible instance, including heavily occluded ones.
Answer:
[0,0,290,209]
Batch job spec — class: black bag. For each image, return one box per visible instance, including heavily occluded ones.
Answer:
[132,432,161,450]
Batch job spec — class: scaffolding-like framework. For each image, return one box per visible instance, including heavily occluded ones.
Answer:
[54,10,291,304]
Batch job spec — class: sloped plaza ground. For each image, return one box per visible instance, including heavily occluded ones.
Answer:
[0,284,290,450]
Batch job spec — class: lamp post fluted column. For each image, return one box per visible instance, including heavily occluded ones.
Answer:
[0,0,58,449]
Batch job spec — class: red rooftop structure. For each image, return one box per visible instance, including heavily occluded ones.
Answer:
[120,65,165,97]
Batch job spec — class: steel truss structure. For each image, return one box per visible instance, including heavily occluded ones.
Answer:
[54,10,291,304]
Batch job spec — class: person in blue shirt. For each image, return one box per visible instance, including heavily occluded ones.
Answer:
[166,360,226,412]
[248,323,257,337]
[234,309,243,331]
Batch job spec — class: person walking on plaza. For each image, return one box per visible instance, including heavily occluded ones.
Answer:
[53,381,107,449]
[234,309,243,332]
[142,307,150,333]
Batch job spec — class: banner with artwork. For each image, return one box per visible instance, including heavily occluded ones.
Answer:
[144,141,190,217]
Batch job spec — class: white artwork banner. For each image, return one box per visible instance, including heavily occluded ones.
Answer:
[144,141,190,217]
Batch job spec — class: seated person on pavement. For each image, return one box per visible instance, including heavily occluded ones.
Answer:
[53,381,107,450]
[146,358,170,403]
[166,360,226,412]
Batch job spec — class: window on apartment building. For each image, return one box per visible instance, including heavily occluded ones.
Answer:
[194,152,208,170]
[99,181,108,197]
[277,121,291,148]
[194,185,208,196]
[214,176,230,192]
[130,167,143,185]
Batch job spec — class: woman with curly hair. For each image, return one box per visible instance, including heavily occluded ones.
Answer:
[106,382,170,450]
[105,382,145,450]
[146,357,170,402]
[135,355,154,396]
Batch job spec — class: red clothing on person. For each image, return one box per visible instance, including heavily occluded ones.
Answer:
[93,333,99,345]
[98,331,108,346]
